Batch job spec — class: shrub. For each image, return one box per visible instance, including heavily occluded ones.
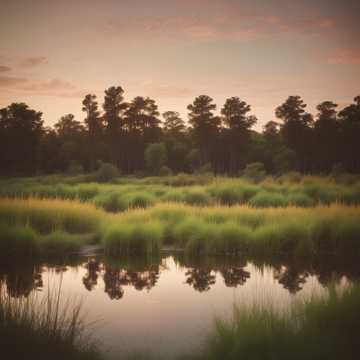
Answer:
[66,160,84,175]
[184,190,211,206]
[287,192,315,207]
[159,165,173,177]
[249,191,287,207]
[145,143,168,175]
[243,162,266,183]
[126,192,155,210]
[94,192,128,212]
[0,224,39,258]
[94,162,119,183]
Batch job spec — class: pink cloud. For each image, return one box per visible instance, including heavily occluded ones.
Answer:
[106,10,336,45]
[0,65,11,72]
[19,56,48,68]
[0,76,28,87]
[326,48,360,65]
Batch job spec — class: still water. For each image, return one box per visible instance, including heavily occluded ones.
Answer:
[1,253,358,359]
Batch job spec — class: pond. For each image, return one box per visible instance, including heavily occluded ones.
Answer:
[1,253,359,359]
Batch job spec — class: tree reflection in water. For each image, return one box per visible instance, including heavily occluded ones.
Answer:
[274,265,308,294]
[1,255,360,299]
[185,268,216,292]
[221,267,250,287]
[81,257,162,300]
[0,263,43,298]
[83,258,101,291]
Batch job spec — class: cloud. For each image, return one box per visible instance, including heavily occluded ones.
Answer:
[136,83,195,98]
[326,48,360,65]
[0,75,87,98]
[0,76,28,87]
[104,1,337,45]
[19,56,48,68]
[0,65,11,72]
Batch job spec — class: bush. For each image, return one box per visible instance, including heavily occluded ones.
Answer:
[145,143,168,175]
[66,160,84,175]
[126,192,155,210]
[184,190,211,206]
[243,162,266,183]
[159,165,173,177]
[94,192,128,212]
[94,162,119,183]
[249,191,287,207]
[287,192,315,207]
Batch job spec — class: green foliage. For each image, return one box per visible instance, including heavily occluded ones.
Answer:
[0,287,101,360]
[249,191,288,207]
[67,160,84,175]
[94,162,119,183]
[159,165,173,176]
[103,222,163,255]
[196,284,360,360]
[243,162,266,183]
[145,143,168,175]
[183,190,211,206]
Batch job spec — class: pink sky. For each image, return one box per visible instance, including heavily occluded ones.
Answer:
[0,0,359,129]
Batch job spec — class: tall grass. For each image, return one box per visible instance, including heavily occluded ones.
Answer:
[1,175,360,211]
[195,284,360,360]
[0,285,101,360]
[1,198,360,258]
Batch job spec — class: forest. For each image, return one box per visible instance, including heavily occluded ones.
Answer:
[1,87,360,177]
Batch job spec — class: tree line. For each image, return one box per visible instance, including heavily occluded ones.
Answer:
[0,86,359,176]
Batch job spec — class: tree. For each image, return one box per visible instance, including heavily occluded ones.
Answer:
[145,143,168,175]
[338,96,360,172]
[0,103,43,175]
[221,97,257,173]
[82,94,102,170]
[314,101,339,171]
[275,96,314,172]
[124,96,162,173]
[162,111,188,173]
[163,111,186,135]
[188,95,220,168]
[54,114,86,171]
[103,86,127,167]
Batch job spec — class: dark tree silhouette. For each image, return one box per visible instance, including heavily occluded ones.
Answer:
[221,97,257,174]
[276,96,314,172]
[0,103,43,175]
[82,94,103,170]
[1,91,360,176]
[314,101,339,171]
[54,114,86,171]
[103,86,127,168]
[188,95,220,169]
[338,96,360,172]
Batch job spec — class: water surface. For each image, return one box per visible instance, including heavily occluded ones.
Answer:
[1,254,358,359]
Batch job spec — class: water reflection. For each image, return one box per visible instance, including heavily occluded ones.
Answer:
[0,254,359,299]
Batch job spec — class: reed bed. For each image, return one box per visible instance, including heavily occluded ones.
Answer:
[1,198,360,258]
[0,284,101,359]
[1,175,360,214]
[194,284,360,360]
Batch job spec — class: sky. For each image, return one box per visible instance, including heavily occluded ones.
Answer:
[0,0,359,130]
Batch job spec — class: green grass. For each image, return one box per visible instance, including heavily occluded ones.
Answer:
[1,198,360,258]
[1,174,360,212]
[0,285,101,360]
[194,284,360,360]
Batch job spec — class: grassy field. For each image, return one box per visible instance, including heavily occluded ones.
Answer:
[1,197,360,258]
[1,173,360,213]
[194,283,360,360]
